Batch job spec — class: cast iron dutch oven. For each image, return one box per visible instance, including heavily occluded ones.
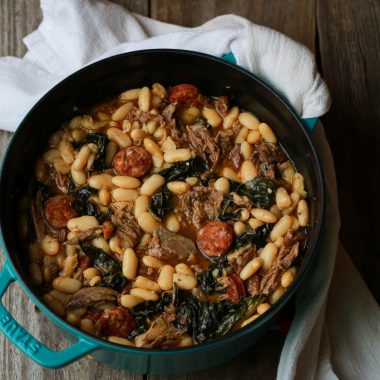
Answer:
[0,50,324,374]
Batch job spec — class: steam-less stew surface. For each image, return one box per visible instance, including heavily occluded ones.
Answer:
[20,83,309,348]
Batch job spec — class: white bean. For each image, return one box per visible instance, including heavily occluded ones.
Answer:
[181,106,200,125]
[108,336,135,346]
[52,277,82,294]
[281,269,296,288]
[80,319,96,335]
[247,130,261,144]
[202,107,222,127]
[251,208,278,223]
[130,128,147,141]
[175,263,193,276]
[259,123,277,143]
[67,216,99,232]
[238,112,260,130]
[88,173,113,189]
[83,267,101,281]
[137,212,159,233]
[158,265,175,290]
[98,188,111,206]
[221,167,240,182]
[276,187,291,210]
[235,127,249,144]
[185,177,198,186]
[140,174,165,196]
[111,176,140,189]
[240,208,250,222]
[257,303,271,315]
[234,221,246,235]
[144,137,163,158]
[92,237,110,253]
[134,276,160,292]
[120,294,144,309]
[270,286,285,304]
[297,200,309,226]
[120,88,141,101]
[173,273,197,290]
[281,192,300,215]
[248,218,264,230]
[142,256,164,269]
[164,149,192,163]
[42,235,59,256]
[112,188,138,202]
[259,243,278,270]
[139,233,152,248]
[107,127,132,148]
[241,313,260,327]
[167,181,190,195]
[138,86,151,112]
[240,141,254,160]
[43,294,66,317]
[71,167,87,186]
[109,235,123,255]
[270,204,282,219]
[164,212,181,232]
[291,216,300,231]
[134,195,150,220]
[123,248,138,280]
[240,257,263,280]
[223,106,239,129]
[214,177,230,195]
[269,215,293,241]
[240,160,257,183]
[130,288,159,301]
[111,102,133,121]
[89,276,102,287]
[72,145,91,171]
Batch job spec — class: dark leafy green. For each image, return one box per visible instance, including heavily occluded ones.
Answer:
[158,156,208,181]
[79,242,126,291]
[174,289,264,343]
[128,292,173,339]
[227,177,276,209]
[70,185,107,223]
[234,224,272,249]
[197,255,229,294]
[194,117,209,128]
[240,177,276,208]
[149,185,173,219]
[217,195,242,221]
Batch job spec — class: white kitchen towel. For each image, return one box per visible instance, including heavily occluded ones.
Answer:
[0,0,330,132]
[0,1,379,380]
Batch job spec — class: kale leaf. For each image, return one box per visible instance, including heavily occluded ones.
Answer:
[239,177,276,209]
[234,224,273,249]
[217,194,242,221]
[79,242,126,291]
[149,185,174,220]
[84,133,108,171]
[197,255,229,294]
[159,156,208,181]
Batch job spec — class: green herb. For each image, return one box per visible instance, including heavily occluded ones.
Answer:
[217,195,242,221]
[234,224,272,249]
[79,242,126,291]
[240,177,276,208]
[158,156,208,181]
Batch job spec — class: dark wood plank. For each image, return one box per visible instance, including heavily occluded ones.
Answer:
[317,0,380,302]
[0,0,147,378]
[150,0,316,51]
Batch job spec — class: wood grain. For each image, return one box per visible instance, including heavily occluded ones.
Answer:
[150,0,316,51]
[317,0,380,301]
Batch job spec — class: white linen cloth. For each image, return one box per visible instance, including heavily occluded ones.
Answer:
[0,1,379,379]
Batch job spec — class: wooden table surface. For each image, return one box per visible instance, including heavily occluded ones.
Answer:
[0,0,379,378]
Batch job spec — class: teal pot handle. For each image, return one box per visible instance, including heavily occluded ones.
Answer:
[0,261,97,368]
[221,53,319,132]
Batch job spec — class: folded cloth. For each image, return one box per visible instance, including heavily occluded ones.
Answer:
[1,1,379,379]
[0,0,330,132]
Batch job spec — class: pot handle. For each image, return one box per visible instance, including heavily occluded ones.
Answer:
[0,262,97,368]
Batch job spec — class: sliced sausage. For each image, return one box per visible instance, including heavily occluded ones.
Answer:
[225,274,246,303]
[44,195,78,229]
[95,306,136,337]
[113,146,152,177]
[169,84,200,103]
[197,221,233,257]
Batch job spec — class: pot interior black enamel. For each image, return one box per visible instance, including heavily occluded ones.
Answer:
[0,50,324,374]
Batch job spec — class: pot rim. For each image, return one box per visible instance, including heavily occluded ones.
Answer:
[0,48,325,355]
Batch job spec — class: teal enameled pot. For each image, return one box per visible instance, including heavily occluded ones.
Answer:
[0,50,324,374]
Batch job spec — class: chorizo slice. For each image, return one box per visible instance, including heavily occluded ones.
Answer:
[197,221,233,257]
[44,195,78,229]
[95,306,136,337]
[225,273,246,303]
[113,146,152,177]
[169,84,200,103]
